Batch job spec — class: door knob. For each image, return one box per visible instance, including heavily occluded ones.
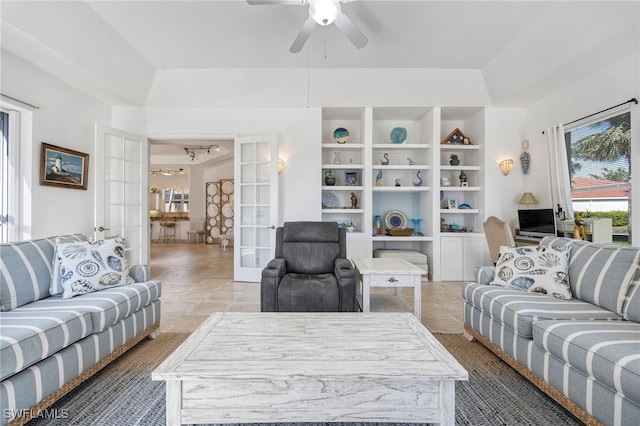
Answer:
[96,226,110,232]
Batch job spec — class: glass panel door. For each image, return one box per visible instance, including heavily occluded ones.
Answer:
[234,135,278,282]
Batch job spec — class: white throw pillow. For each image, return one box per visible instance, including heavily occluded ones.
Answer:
[50,235,87,295]
[490,245,572,299]
[55,238,134,299]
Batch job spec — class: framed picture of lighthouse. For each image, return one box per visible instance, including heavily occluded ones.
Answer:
[40,142,89,190]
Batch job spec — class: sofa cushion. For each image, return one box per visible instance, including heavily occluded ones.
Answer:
[0,309,93,381]
[540,237,640,315]
[49,234,87,295]
[463,283,621,338]
[533,320,640,405]
[277,273,339,311]
[1,236,70,311]
[10,281,161,334]
[491,245,571,299]
[54,238,135,299]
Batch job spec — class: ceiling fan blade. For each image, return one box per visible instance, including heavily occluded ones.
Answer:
[246,1,307,5]
[290,16,316,53]
[333,12,368,49]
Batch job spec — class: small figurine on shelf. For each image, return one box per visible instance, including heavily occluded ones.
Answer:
[375,170,383,186]
[395,179,401,187]
[407,157,415,165]
[413,170,423,187]
[350,192,358,209]
[459,170,468,186]
[380,153,390,165]
[574,212,586,240]
[449,154,460,166]
[440,218,449,232]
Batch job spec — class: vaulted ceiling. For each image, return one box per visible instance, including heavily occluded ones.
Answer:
[2,0,638,109]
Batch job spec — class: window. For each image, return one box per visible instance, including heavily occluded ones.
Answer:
[162,187,189,213]
[565,111,631,244]
[1,109,20,243]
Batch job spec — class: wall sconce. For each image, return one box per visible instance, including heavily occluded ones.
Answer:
[498,159,514,175]
[278,158,286,174]
[518,192,538,205]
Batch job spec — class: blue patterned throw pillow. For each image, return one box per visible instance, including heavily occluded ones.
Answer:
[55,238,134,299]
[490,245,572,299]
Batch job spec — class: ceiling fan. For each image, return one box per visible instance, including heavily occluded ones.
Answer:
[247,0,368,53]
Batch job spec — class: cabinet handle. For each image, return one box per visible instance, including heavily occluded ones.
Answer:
[388,277,397,282]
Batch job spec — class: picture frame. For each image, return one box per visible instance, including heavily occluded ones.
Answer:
[448,199,458,209]
[345,171,358,186]
[40,142,89,190]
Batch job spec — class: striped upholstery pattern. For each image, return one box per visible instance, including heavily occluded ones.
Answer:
[463,283,621,338]
[0,310,93,381]
[0,236,81,311]
[540,236,640,315]
[534,320,640,406]
[12,281,161,333]
[464,303,640,425]
[0,301,160,425]
[0,280,159,381]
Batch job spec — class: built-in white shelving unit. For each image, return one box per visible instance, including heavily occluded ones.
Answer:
[320,106,489,280]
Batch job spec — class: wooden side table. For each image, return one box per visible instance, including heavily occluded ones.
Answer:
[351,257,424,318]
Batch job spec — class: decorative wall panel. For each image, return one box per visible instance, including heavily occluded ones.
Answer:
[205,179,234,244]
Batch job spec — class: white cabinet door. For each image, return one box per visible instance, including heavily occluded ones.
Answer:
[440,234,488,281]
[440,237,464,281]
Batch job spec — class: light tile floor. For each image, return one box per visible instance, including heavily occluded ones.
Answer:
[151,242,465,334]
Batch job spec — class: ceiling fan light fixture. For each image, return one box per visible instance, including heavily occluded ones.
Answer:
[309,0,340,26]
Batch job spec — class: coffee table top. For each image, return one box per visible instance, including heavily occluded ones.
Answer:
[153,312,467,382]
[351,257,425,274]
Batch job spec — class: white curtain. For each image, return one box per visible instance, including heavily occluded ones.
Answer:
[546,124,574,219]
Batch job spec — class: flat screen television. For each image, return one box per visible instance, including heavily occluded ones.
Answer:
[517,208,557,238]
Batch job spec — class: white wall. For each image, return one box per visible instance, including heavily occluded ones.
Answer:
[112,107,323,225]
[1,52,111,239]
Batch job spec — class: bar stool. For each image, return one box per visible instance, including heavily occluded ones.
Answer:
[158,221,176,243]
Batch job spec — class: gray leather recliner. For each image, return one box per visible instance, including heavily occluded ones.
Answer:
[261,221,357,312]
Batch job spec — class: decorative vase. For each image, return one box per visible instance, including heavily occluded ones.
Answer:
[375,215,382,235]
[410,218,423,236]
[449,158,460,166]
[333,151,342,164]
[413,170,423,187]
[324,170,336,186]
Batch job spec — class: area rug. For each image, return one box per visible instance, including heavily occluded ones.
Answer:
[30,332,581,426]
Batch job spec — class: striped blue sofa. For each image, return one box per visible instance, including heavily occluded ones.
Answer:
[0,235,161,426]
[463,236,640,426]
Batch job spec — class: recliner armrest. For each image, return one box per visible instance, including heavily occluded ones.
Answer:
[262,258,286,279]
[334,258,355,278]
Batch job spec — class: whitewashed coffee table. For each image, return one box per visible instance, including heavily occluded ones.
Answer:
[352,257,424,317]
[152,312,468,425]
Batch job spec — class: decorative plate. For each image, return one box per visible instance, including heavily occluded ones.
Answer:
[221,180,234,194]
[207,204,219,217]
[322,192,339,208]
[384,210,408,230]
[222,203,233,218]
[333,127,350,144]
[390,127,407,144]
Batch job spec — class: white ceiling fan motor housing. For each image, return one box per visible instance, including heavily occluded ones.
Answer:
[309,0,341,26]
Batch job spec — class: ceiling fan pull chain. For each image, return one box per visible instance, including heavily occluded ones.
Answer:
[324,30,327,59]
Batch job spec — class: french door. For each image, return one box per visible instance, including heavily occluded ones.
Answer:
[234,135,279,282]
[94,124,149,265]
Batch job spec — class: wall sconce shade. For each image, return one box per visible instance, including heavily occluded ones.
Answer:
[498,159,514,175]
[518,192,538,205]
[278,158,285,174]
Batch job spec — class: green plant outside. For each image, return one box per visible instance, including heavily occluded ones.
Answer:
[579,210,628,227]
